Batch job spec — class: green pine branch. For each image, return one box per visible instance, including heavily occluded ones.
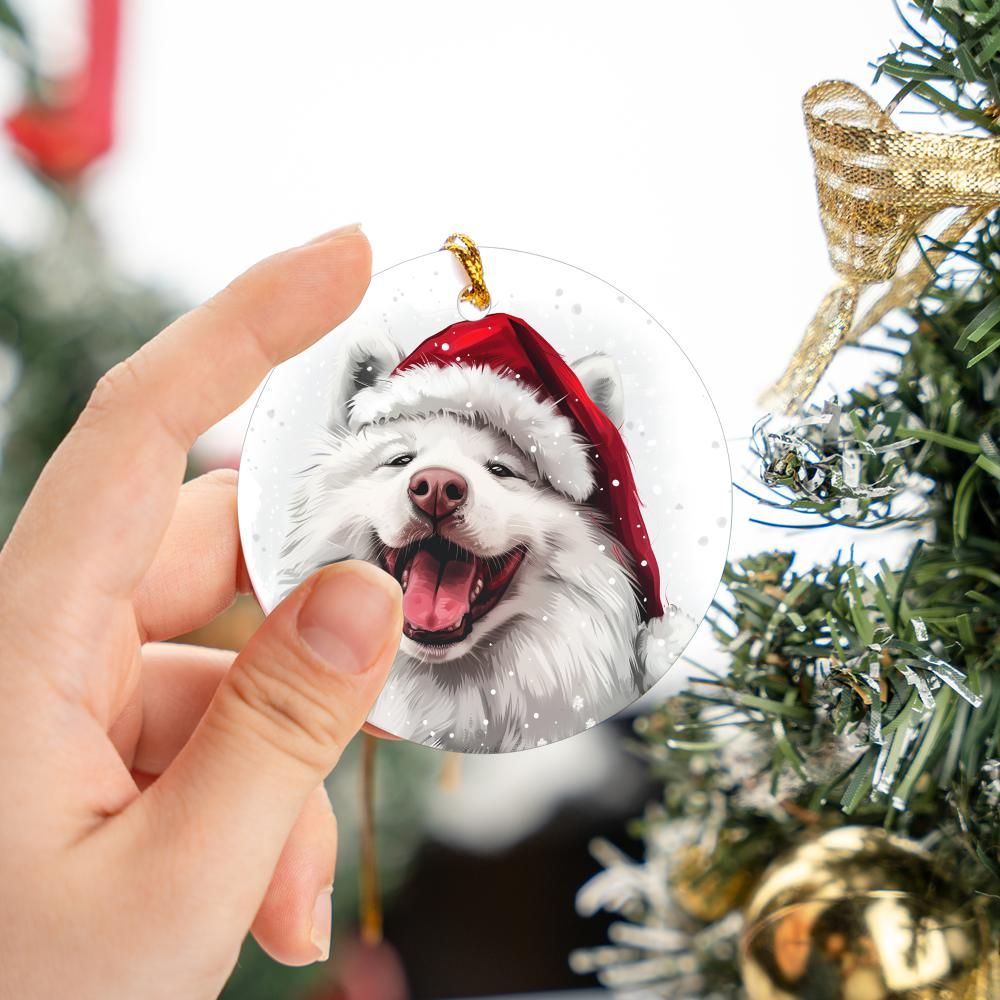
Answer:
[580,4,1000,994]
[876,0,1000,131]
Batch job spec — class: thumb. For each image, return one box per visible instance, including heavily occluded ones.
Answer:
[140,561,402,918]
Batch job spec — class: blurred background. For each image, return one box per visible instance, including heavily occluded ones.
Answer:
[0,2,921,997]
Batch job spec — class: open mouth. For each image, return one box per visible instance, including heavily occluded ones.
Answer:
[382,536,526,646]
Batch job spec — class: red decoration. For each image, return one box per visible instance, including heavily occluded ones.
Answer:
[5,0,120,181]
[311,939,410,1000]
[391,313,665,621]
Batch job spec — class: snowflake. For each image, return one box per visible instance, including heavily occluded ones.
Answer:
[572,695,585,712]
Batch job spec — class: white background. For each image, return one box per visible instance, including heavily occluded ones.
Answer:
[0,1,923,844]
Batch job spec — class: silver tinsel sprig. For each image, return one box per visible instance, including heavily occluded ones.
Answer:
[708,553,987,820]
[749,400,921,525]
[831,626,984,812]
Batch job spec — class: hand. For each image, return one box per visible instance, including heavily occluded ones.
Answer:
[0,225,403,999]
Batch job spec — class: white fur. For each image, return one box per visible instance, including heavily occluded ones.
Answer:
[331,331,404,426]
[282,415,644,751]
[279,333,679,752]
[568,353,626,428]
[350,363,596,502]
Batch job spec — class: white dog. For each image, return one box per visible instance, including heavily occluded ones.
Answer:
[281,315,681,751]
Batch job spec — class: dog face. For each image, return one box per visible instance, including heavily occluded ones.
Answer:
[284,330,629,665]
[336,415,563,660]
[291,410,635,664]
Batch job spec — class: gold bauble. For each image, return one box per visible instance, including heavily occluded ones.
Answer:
[740,827,995,1000]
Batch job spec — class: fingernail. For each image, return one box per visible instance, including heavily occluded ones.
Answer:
[298,563,400,673]
[310,885,333,962]
[305,223,363,246]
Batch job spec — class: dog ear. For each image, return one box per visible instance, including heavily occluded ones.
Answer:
[331,333,404,426]
[571,352,625,427]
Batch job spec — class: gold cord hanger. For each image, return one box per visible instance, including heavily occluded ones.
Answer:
[443,232,492,311]
[359,733,382,945]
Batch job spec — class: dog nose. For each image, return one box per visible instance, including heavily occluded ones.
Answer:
[408,467,468,519]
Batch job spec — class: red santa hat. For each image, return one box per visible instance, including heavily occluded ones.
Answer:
[347,312,665,624]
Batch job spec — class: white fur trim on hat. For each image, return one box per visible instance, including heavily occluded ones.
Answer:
[636,604,696,682]
[348,363,596,502]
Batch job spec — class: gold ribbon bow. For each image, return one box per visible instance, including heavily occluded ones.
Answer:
[766,80,1000,412]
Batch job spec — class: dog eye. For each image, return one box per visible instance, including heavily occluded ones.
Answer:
[487,462,517,478]
[385,454,414,467]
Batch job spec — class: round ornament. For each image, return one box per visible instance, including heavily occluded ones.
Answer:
[741,826,991,1000]
[238,236,731,753]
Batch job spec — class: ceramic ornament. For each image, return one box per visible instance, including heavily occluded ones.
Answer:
[238,237,731,753]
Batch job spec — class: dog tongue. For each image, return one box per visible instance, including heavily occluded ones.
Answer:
[403,549,477,632]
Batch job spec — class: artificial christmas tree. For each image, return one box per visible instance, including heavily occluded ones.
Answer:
[575,3,1000,997]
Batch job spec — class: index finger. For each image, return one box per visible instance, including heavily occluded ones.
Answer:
[2,226,370,606]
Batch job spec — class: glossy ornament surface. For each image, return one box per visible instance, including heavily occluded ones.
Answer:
[239,245,731,752]
[741,826,992,1000]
